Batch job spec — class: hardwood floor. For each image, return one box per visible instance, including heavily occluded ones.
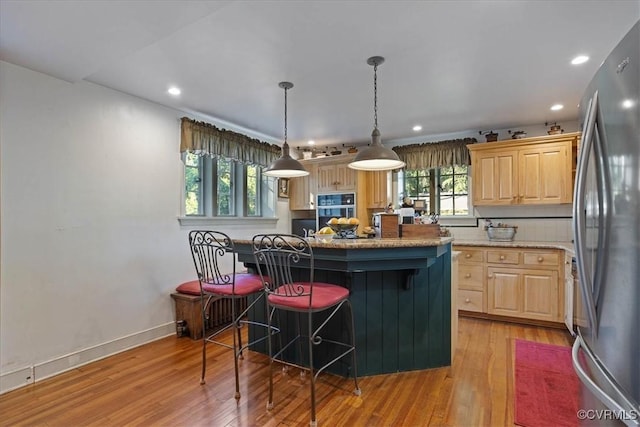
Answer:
[0,317,572,426]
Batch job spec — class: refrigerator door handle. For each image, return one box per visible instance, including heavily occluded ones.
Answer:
[573,92,599,336]
[573,336,640,426]
[592,102,613,306]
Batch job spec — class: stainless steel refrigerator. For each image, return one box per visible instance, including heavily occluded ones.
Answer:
[572,20,640,426]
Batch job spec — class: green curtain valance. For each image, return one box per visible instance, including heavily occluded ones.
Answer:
[392,137,477,170]
[180,117,281,167]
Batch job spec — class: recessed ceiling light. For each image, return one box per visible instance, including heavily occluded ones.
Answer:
[167,87,181,96]
[571,55,589,65]
[412,125,422,132]
[622,99,635,109]
[307,140,315,145]
[550,104,564,111]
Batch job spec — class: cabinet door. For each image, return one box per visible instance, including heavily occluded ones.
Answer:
[521,269,559,321]
[289,175,310,210]
[316,164,336,193]
[472,150,518,205]
[519,142,571,204]
[487,267,520,316]
[335,163,356,191]
[366,170,388,208]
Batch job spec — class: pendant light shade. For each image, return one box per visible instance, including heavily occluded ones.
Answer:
[349,56,405,171]
[264,82,309,178]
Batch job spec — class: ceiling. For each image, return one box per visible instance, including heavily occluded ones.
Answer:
[1,1,639,148]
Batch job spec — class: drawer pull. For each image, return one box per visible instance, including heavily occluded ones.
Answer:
[465,273,471,278]
[499,255,505,260]
[465,298,471,303]
[488,274,493,279]
[537,256,544,262]
[465,253,471,258]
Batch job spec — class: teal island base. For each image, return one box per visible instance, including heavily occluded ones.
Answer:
[234,238,452,377]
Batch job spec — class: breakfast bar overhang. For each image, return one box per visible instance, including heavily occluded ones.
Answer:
[234,237,453,377]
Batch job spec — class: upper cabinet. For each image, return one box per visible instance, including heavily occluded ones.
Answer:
[317,161,357,193]
[468,132,580,206]
[289,163,317,210]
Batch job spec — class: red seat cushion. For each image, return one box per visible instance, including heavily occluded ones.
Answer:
[268,282,349,310]
[176,274,265,297]
[202,273,264,296]
[175,280,201,296]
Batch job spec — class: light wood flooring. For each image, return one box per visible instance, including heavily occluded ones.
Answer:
[0,317,572,426]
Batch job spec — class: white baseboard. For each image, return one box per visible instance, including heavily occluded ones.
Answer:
[0,322,176,395]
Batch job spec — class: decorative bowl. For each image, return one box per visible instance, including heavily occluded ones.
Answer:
[315,233,334,243]
[486,226,517,241]
[327,222,359,239]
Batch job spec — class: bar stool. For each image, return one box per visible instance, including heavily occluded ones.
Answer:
[251,233,361,427]
[188,230,273,400]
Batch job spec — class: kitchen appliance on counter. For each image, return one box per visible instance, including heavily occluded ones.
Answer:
[572,21,639,426]
[291,218,317,238]
[316,193,356,234]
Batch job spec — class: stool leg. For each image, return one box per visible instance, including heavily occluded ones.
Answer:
[308,311,317,427]
[266,304,275,410]
[346,300,361,395]
[200,295,207,385]
[235,298,244,360]
[232,297,241,401]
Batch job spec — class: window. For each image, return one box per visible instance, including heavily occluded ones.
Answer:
[399,165,470,216]
[182,153,273,218]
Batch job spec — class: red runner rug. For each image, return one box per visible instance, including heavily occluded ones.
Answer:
[514,339,580,427]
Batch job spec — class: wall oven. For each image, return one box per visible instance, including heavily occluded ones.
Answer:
[316,193,356,232]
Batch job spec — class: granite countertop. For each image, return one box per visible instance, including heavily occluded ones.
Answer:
[236,236,454,249]
[452,239,574,254]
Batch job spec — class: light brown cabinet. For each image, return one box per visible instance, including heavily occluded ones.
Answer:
[317,162,356,193]
[468,132,580,206]
[363,170,389,209]
[289,164,317,210]
[455,245,564,324]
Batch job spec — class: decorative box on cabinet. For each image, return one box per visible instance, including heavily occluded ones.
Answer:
[468,132,580,206]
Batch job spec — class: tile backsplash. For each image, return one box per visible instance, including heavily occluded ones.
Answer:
[450,217,573,242]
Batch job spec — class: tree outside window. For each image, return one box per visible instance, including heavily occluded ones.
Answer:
[401,165,469,215]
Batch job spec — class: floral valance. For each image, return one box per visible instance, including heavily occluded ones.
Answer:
[392,137,477,170]
[180,117,281,167]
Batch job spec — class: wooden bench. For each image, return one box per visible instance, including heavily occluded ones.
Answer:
[171,280,247,340]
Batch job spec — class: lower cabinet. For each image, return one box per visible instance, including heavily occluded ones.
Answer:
[487,266,559,322]
[455,245,564,324]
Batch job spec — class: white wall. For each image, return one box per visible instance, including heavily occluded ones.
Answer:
[0,61,289,393]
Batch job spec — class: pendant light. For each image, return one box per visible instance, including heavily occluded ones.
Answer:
[264,82,310,178]
[348,56,405,171]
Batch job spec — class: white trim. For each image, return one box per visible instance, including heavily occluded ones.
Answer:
[1,322,175,395]
[178,216,279,226]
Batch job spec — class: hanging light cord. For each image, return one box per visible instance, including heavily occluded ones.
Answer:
[283,85,288,144]
[373,62,378,129]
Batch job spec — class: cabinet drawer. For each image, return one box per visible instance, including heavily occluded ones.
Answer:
[523,251,560,267]
[459,248,485,263]
[459,264,484,291]
[487,250,520,264]
[458,290,484,313]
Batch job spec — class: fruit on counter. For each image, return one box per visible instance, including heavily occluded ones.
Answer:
[328,217,339,225]
[348,217,360,225]
[317,226,336,235]
[363,226,375,234]
[337,217,348,225]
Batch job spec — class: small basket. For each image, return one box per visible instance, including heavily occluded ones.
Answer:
[485,226,517,241]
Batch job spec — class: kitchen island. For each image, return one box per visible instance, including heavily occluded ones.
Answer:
[233,237,453,376]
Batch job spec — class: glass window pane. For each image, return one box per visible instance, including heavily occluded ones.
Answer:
[217,158,234,216]
[246,164,259,216]
[184,154,202,215]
